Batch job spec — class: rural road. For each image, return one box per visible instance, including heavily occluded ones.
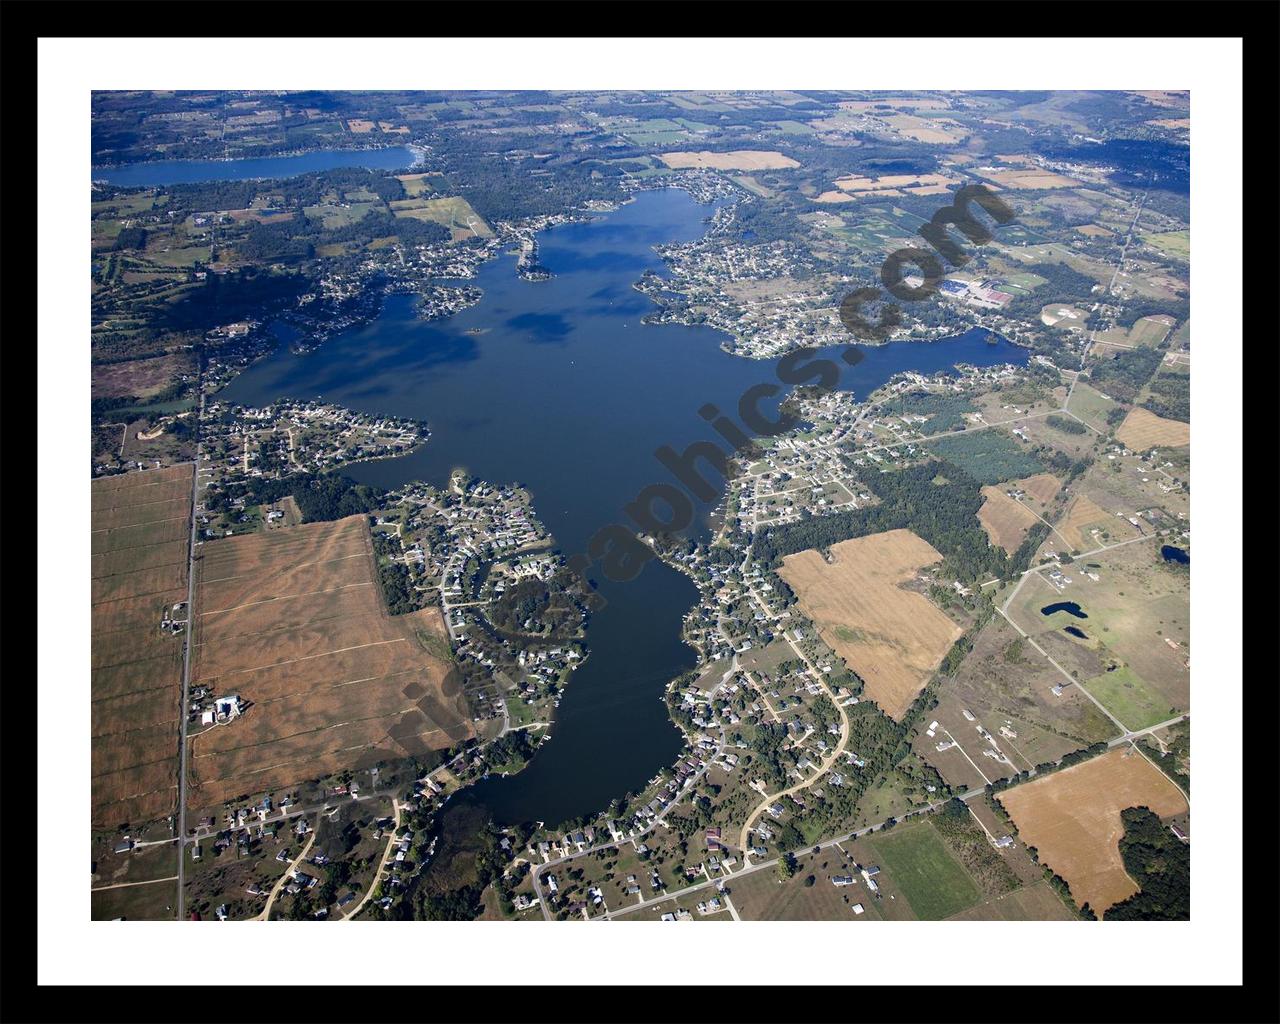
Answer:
[175,391,206,920]
[342,799,401,921]
[737,627,851,856]
[259,832,316,921]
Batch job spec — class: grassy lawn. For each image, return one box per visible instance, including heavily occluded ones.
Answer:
[1082,664,1173,731]
[505,696,539,729]
[1066,381,1120,433]
[867,822,981,920]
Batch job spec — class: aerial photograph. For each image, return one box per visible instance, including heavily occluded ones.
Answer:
[84,86,1197,928]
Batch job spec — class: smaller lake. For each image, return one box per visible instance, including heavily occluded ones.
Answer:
[1161,545,1190,565]
[92,146,416,187]
[1063,625,1089,639]
[1041,601,1088,619]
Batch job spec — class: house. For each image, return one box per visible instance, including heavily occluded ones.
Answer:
[113,838,134,855]
[831,875,855,887]
[852,903,865,915]
[994,835,1014,849]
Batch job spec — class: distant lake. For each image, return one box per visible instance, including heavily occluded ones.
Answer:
[1042,601,1088,619]
[92,146,416,187]
[220,187,1028,828]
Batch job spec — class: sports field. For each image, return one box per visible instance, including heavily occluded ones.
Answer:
[997,747,1188,912]
[91,464,193,827]
[187,515,472,809]
[779,529,961,719]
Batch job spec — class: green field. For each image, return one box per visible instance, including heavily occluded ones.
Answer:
[392,196,492,240]
[1065,382,1120,433]
[868,823,981,920]
[929,430,1046,485]
[1082,664,1174,731]
[1142,230,1190,261]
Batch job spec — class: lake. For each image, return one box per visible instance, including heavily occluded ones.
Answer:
[1042,601,1088,619]
[219,187,1028,827]
[1161,545,1190,565]
[92,146,416,187]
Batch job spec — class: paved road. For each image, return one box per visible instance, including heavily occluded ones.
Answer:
[259,832,316,921]
[602,787,986,921]
[343,799,401,921]
[737,625,851,856]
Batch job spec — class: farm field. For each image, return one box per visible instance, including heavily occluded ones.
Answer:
[392,195,492,240]
[1010,543,1189,717]
[186,515,472,811]
[1116,407,1190,449]
[658,150,800,171]
[91,877,179,921]
[929,614,1120,771]
[91,464,193,828]
[977,485,1042,553]
[947,879,1076,920]
[1142,230,1190,261]
[1065,381,1120,433]
[1054,491,1139,552]
[778,529,961,720]
[997,748,1188,912]
[866,822,982,919]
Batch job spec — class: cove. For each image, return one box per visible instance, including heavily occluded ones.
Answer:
[92,146,416,188]
[218,187,1029,827]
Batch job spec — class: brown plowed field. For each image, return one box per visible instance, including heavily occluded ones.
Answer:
[90,465,193,828]
[1116,407,1190,449]
[997,747,1188,912]
[977,488,1041,553]
[187,515,471,809]
[779,529,961,720]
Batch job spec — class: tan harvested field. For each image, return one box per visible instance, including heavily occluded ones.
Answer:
[1019,473,1063,506]
[882,113,968,144]
[1056,492,1134,552]
[947,880,1076,921]
[978,167,1081,190]
[833,172,961,194]
[977,487,1041,553]
[997,748,1188,912]
[187,515,472,808]
[91,464,193,828]
[779,529,961,720]
[392,195,492,241]
[659,150,799,171]
[1117,407,1190,450]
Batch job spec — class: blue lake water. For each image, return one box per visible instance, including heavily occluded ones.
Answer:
[92,146,416,187]
[219,187,1028,827]
[1042,601,1088,619]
